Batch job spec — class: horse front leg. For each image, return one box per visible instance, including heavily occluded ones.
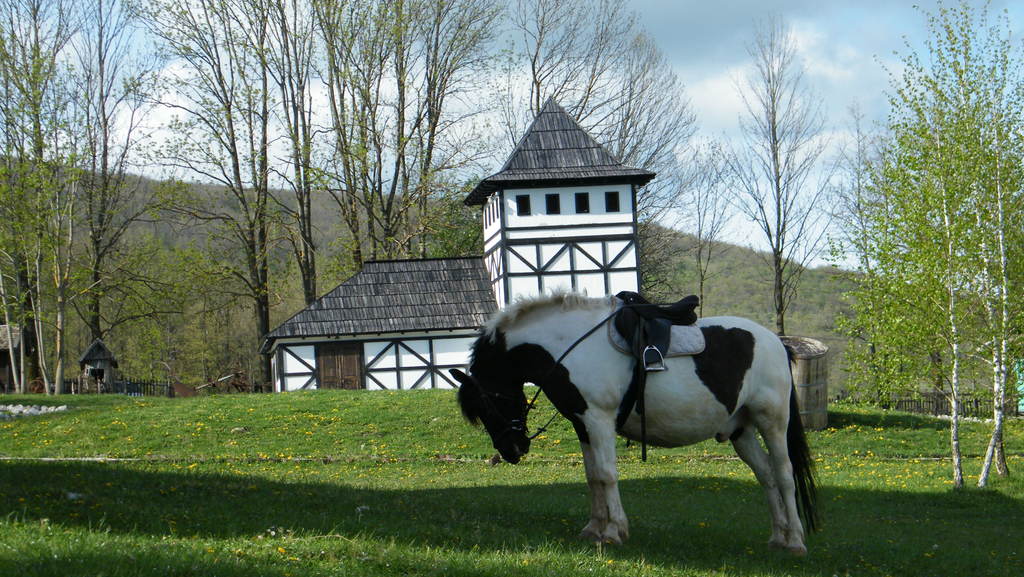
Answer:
[578,417,629,544]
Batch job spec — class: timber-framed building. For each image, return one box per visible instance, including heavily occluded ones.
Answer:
[261,99,654,392]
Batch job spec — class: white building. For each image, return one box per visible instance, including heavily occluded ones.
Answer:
[261,99,655,392]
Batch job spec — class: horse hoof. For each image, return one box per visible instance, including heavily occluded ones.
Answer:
[786,544,807,556]
[579,528,602,542]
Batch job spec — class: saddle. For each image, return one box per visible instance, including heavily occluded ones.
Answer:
[612,291,701,371]
[612,291,700,461]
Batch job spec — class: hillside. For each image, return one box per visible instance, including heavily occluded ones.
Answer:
[656,230,855,390]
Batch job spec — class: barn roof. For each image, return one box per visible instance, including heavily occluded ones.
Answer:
[79,339,118,368]
[261,257,497,351]
[464,98,655,205]
[0,325,20,351]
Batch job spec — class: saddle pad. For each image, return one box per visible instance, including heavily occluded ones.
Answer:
[607,301,706,357]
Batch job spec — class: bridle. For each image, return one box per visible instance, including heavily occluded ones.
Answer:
[474,305,623,442]
[474,385,530,443]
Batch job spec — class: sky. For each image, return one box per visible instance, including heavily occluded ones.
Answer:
[625,0,1023,263]
[631,0,1023,140]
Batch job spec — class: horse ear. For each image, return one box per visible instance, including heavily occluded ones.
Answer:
[452,369,482,425]
[449,368,472,387]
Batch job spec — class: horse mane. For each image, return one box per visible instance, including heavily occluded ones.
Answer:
[482,291,612,342]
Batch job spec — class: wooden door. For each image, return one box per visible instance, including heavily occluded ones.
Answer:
[316,342,363,389]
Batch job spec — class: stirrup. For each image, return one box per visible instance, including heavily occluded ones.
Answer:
[642,345,667,372]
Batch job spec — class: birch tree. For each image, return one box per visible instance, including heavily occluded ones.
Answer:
[846,1,1024,489]
[0,0,78,394]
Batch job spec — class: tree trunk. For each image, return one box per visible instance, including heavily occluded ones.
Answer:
[773,251,786,335]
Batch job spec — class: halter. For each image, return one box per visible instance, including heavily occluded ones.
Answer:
[474,385,529,442]
[476,301,660,444]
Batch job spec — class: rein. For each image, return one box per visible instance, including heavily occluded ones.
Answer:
[479,300,667,454]
[522,306,622,440]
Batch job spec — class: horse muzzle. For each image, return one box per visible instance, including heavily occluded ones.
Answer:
[497,443,525,464]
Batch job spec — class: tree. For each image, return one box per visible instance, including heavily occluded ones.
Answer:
[142,0,276,383]
[680,140,731,315]
[0,0,78,394]
[72,0,164,342]
[728,17,832,336]
[844,2,1024,489]
[314,0,499,266]
[267,0,318,305]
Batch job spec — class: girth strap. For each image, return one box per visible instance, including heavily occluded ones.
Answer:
[612,291,700,462]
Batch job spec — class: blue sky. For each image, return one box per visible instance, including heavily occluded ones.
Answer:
[631,0,1023,140]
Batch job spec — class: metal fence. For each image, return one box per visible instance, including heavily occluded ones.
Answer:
[881,394,1019,419]
[104,378,174,398]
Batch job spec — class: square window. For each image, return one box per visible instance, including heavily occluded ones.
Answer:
[516,194,531,216]
[545,193,561,214]
[575,192,590,214]
[605,191,620,212]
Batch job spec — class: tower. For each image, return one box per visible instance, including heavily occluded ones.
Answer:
[465,99,655,305]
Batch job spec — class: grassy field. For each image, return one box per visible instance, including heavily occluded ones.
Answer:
[1,390,1022,576]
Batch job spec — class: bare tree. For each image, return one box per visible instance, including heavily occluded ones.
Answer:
[728,17,832,335]
[72,0,163,341]
[681,140,731,315]
[142,0,276,383]
[267,0,318,304]
[503,0,696,293]
[314,0,499,265]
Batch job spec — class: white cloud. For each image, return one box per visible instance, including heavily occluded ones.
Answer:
[685,66,747,137]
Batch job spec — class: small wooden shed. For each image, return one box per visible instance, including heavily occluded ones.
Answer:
[79,339,119,387]
[0,325,20,393]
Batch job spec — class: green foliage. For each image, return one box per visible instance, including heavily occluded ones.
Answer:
[840,1,1024,400]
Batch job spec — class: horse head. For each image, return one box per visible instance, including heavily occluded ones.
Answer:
[450,362,531,464]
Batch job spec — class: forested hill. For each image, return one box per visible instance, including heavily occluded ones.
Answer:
[656,230,855,384]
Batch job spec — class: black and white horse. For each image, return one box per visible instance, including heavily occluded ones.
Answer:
[451,293,817,554]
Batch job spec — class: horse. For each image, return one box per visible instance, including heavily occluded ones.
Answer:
[450,292,818,555]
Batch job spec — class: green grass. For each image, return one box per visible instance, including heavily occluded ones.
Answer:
[1,390,1023,576]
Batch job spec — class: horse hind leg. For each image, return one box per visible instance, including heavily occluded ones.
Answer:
[731,427,788,549]
[759,419,808,555]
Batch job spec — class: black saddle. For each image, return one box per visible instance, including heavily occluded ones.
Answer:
[613,291,699,370]
[612,291,700,461]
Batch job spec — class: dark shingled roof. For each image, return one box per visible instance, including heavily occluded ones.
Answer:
[79,339,118,368]
[262,257,497,350]
[465,98,655,205]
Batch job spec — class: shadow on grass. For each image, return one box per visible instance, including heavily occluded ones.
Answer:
[1,461,1023,576]
[827,408,951,431]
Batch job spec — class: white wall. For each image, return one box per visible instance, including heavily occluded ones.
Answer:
[363,335,476,390]
[502,184,633,229]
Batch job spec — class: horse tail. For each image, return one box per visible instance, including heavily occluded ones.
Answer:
[785,346,819,533]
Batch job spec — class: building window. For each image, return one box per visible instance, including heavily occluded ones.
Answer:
[545,193,561,214]
[516,194,531,216]
[575,192,590,214]
[605,191,620,212]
